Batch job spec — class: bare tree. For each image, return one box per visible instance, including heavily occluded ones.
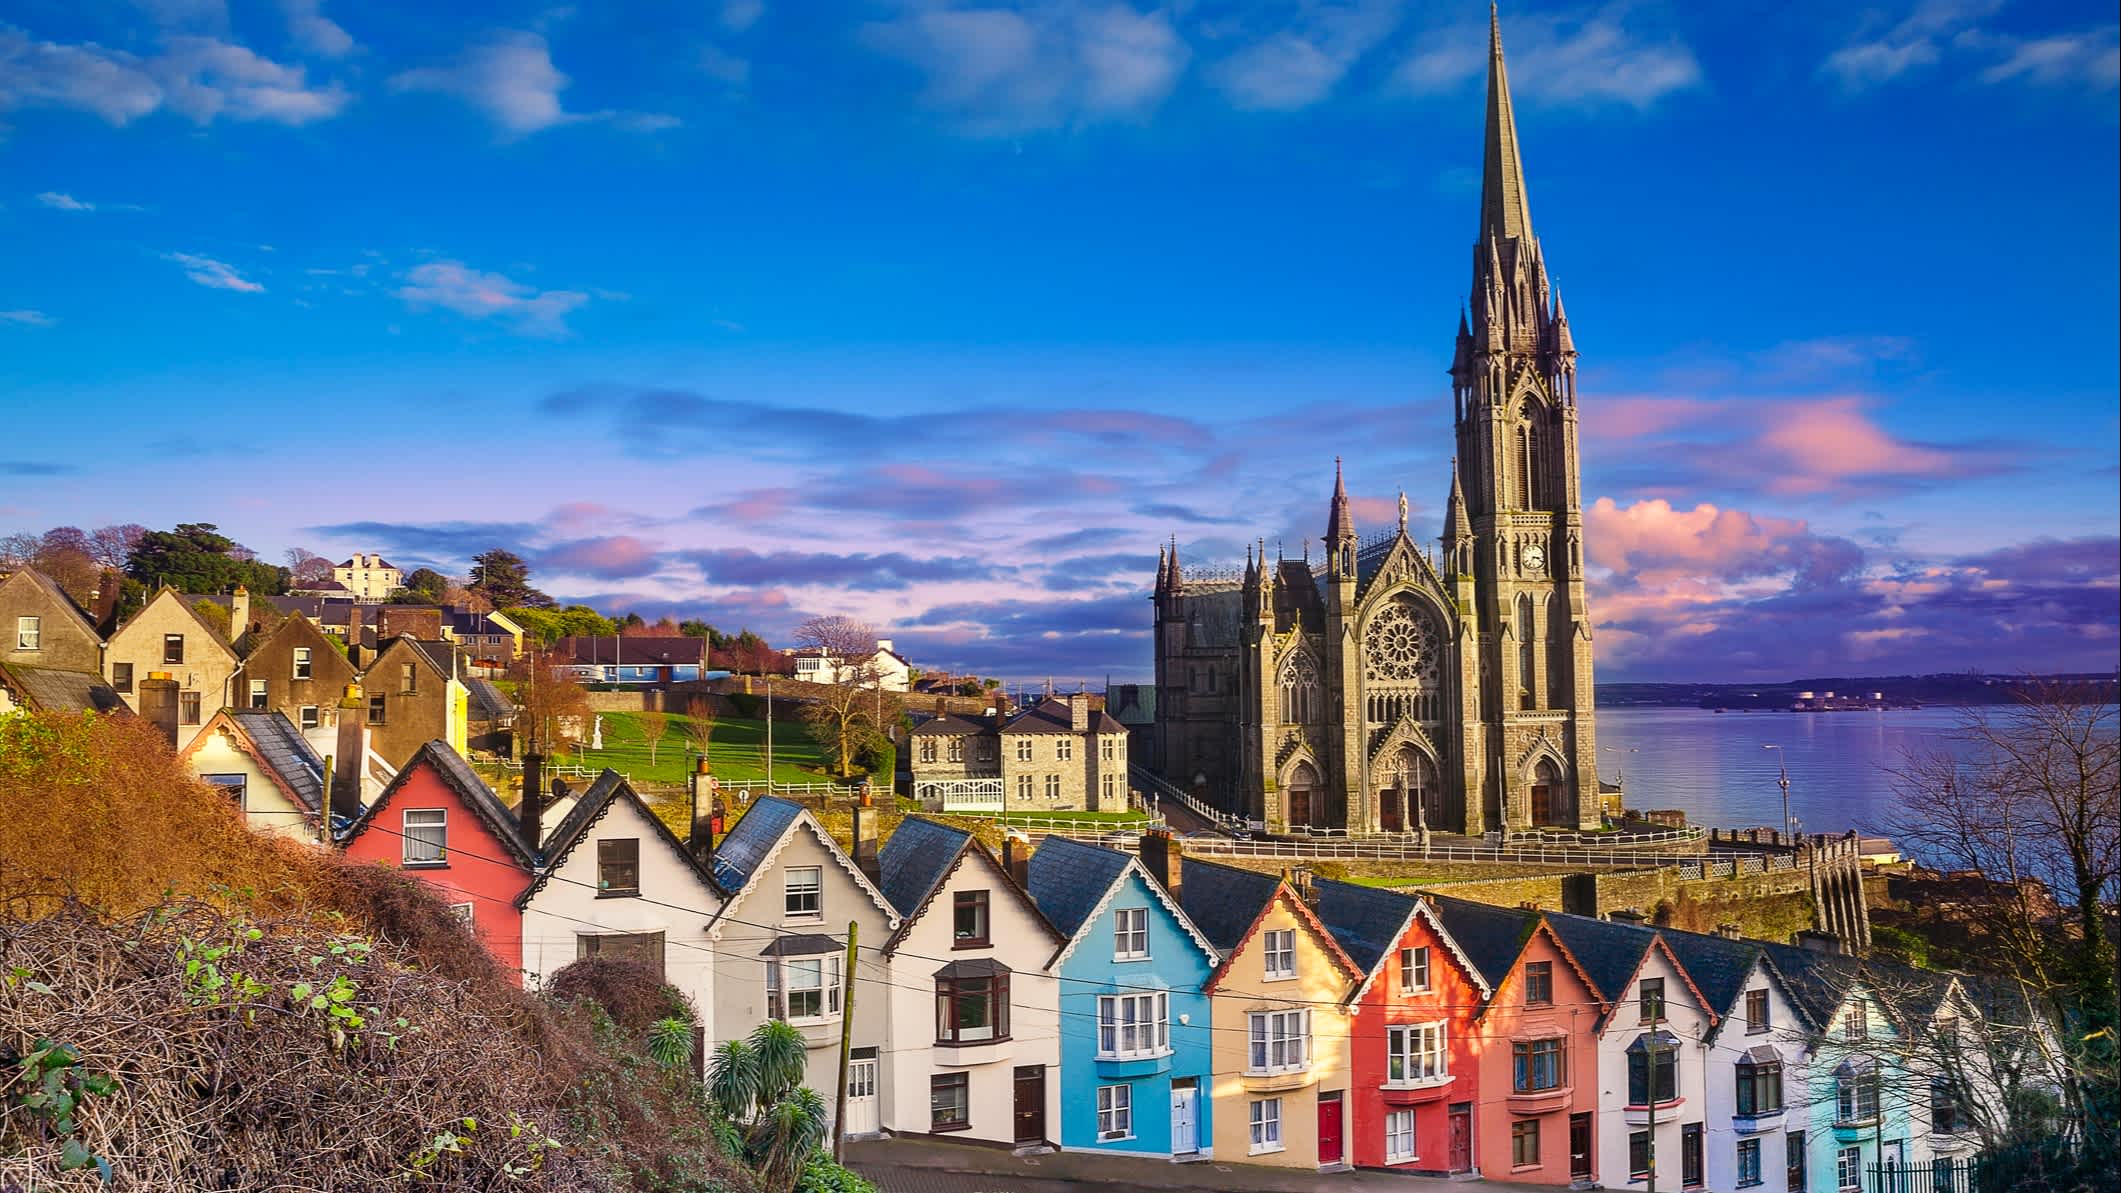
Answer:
[1886,688,2118,1163]
[283,547,335,588]
[85,523,146,571]
[509,648,591,757]
[677,694,717,759]
[791,615,878,678]
[800,681,901,779]
[638,710,670,766]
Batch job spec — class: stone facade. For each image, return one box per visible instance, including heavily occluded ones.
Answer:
[233,613,358,733]
[0,568,103,676]
[104,588,240,750]
[360,638,468,768]
[1150,13,1598,836]
[909,694,1130,813]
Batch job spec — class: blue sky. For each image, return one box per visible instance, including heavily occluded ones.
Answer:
[2,0,2116,683]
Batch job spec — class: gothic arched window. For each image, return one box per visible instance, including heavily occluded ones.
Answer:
[1278,651,1321,724]
[1516,592,1538,710]
[1364,595,1446,723]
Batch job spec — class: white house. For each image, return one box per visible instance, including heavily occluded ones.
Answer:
[704,797,900,1135]
[517,770,725,1032]
[178,708,326,844]
[873,818,1063,1147]
[1547,914,1718,1191]
[1664,930,1817,1193]
[332,554,403,602]
[791,638,913,693]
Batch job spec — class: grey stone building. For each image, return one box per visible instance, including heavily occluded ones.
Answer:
[909,694,1130,813]
[1151,12,1599,838]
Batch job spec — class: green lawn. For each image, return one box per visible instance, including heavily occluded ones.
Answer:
[963,809,1150,826]
[563,711,840,787]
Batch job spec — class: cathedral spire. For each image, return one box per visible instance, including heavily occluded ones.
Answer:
[1325,456,1355,544]
[1444,458,1472,540]
[1479,2,1534,247]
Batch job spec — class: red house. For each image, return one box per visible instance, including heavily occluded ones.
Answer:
[339,740,538,978]
[1315,880,1492,1175]
[1431,895,1608,1185]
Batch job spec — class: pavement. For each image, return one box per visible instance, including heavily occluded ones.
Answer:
[847,1136,1555,1193]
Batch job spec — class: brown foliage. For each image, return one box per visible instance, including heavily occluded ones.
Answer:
[546,957,695,1035]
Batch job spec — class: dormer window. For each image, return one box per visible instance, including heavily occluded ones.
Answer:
[597,838,640,896]
[1523,960,1553,1005]
[1262,929,1296,978]
[1400,945,1432,993]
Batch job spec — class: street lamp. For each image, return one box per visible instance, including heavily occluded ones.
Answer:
[1761,744,1793,840]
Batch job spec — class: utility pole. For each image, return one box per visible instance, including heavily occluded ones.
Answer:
[1644,1030,1660,1193]
[1763,744,1792,840]
[833,919,858,1164]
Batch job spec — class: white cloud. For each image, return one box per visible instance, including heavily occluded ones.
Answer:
[36,191,93,211]
[0,309,58,327]
[1975,27,2120,90]
[720,0,764,33]
[1815,0,2119,93]
[1208,0,1403,112]
[1394,8,1701,109]
[281,0,355,58]
[164,252,265,292]
[1820,0,1997,88]
[389,31,675,137]
[0,25,350,126]
[864,3,1187,135]
[395,260,590,337]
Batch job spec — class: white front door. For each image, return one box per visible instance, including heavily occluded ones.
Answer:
[845,1054,878,1137]
[1171,1083,1198,1155]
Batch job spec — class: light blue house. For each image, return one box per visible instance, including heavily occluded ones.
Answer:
[1026,833,1220,1160]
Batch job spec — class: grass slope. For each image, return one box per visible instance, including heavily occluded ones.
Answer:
[564,711,835,787]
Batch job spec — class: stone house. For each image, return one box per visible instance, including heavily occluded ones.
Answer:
[104,587,240,749]
[360,638,468,769]
[873,819,1063,1147]
[909,694,1130,814]
[233,613,358,734]
[703,797,899,1136]
[1,568,104,676]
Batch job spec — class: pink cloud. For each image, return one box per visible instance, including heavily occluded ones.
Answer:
[1586,497,1829,580]
[1756,397,1959,494]
[1583,395,1718,441]
[537,535,660,579]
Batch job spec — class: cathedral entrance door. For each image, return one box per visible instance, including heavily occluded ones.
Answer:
[1380,792,1402,833]
[1288,790,1312,828]
[1530,784,1553,826]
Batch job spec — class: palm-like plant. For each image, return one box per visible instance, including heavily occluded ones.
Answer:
[705,1022,830,1193]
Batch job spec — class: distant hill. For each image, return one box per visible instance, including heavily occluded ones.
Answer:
[1597,673,2118,709]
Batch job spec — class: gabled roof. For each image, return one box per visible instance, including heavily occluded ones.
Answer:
[705,796,899,936]
[0,662,127,714]
[341,740,537,868]
[515,768,722,909]
[1542,911,1662,1004]
[1313,879,1493,1004]
[0,568,101,641]
[875,818,1062,955]
[1030,836,1219,971]
[1425,893,1541,988]
[1757,941,1956,1034]
[185,709,326,814]
[116,586,238,657]
[1002,696,1125,736]
[1178,856,1282,954]
[1657,929,1766,1023]
[909,711,994,737]
[464,676,515,722]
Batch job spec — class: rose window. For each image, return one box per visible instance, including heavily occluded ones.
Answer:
[1365,599,1440,683]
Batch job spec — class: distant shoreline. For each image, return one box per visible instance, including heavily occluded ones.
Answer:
[1595,673,2116,709]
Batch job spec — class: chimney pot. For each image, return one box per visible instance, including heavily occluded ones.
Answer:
[1002,831,1030,888]
[851,798,881,883]
[518,753,545,849]
[1139,828,1182,903]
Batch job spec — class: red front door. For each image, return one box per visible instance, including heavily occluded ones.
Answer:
[1449,1102,1473,1172]
[1317,1093,1344,1166]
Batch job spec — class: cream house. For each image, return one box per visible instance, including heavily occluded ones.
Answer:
[873,819,1063,1147]
[332,554,403,602]
[178,708,326,843]
[704,797,899,1133]
[106,588,240,749]
[518,770,724,1027]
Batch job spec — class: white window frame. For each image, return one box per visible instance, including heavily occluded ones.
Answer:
[1044,773,1061,800]
[299,705,320,729]
[449,901,474,925]
[1845,1001,1868,1042]
[1385,1108,1416,1164]
[1401,945,1432,993]
[1102,774,1117,801]
[1113,907,1150,960]
[1262,929,1296,978]
[1016,774,1033,802]
[1097,992,1170,1059]
[1056,738,1073,761]
[1100,737,1115,761]
[292,646,312,680]
[1387,1021,1449,1085]
[15,616,41,651]
[1096,1084,1132,1141]
[1015,738,1033,761]
[402,808,447,865]
[770,955,842,1023]
[784,866,823,920]
[1248,1097,1282,1154]
[1247,1009,1309,1074]
[1836,1146,1861,1191]
[249,678,269,709]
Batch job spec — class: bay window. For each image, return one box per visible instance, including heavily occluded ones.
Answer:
[935,958,1010,1043]
[1247,1009,1309,1073]
[1736,1055,1783,1116]
[1387,1022,1448,1084]
[1513,1037,1565,1092]
[1627,1032,1681,1105]
[1097,991,1170,1059]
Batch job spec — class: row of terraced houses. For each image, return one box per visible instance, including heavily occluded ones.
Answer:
[163,713,2036,1191]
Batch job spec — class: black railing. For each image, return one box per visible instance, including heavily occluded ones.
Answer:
[1866,1156,1993,1193]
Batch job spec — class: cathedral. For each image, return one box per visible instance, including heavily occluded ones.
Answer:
[1150,10,1601,837]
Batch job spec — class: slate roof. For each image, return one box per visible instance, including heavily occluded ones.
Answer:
[1757,941,1957,1030]
[710,795,805,894]
[1312,878,1418,976]
[400,638,461,677]
[1004,696,1126,736]
[1542,912,1661,1003]
[876,817,974,918]
[1025,835,1134,937]
[1425,894,1541,988]
[343,740,537,867]
[1104,684,1155,727]
[1178,856,1281,953]
[1657,928,1765,1021]
[910,711,994,737]
[464,677,515,722]
[556,635,708,666]
[517,768,719,907]
[227,710,325,812]
[0,663,127,714]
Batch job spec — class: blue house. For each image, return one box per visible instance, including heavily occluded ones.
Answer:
[1026,831,1220,1160]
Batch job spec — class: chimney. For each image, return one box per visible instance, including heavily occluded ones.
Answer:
[519,752,545,849]
[229,585,250,645]
[1068,691,1089,733]
[1795,929,1844,955]
[139,672,180,748]
[329,685,368,825]
[1287,865,1317,907]
[851,790,881,883]
[90,568,123,633]
[1002,830,1030,888]
[1139,828,1182,901]
[1608,907,1648,924]
[1716,923,1744,940]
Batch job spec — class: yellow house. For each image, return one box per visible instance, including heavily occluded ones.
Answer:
[1179,858,1362,1170]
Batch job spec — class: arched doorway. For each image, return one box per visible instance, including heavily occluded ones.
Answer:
[1529,758,1565,827]
[1379,746,1439,834]
[1286,761,1320,831]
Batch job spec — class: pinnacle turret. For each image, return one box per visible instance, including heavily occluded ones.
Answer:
[1444,459,1472,541]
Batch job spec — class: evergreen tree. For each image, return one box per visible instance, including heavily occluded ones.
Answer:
[468,549,550,609]
[124,523,289,594]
